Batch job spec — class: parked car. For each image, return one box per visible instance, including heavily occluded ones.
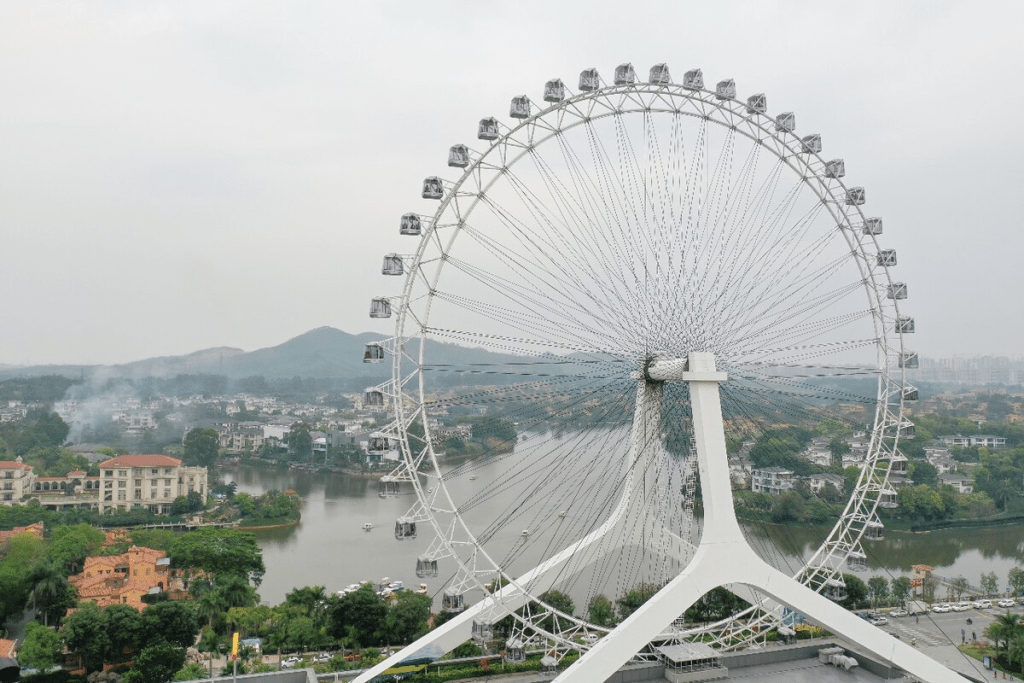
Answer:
[998,599,1016,608]
[932,604,952,613]
[869,616,888,625]
[281,656,302,669]
[973,599,993,609]
[890,609,908,618]
[954,602,972,612]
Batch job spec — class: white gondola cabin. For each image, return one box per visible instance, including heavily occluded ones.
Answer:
[649,63,671,85]
[367,432,391,455]
[846,187,866,205]
[863,217,883,235]
[847,549,868,572]
[682,68,703,90]
[448,144,470,168]
[902,385,919,402]
[363,342,385,363]
[510,95,531,119]
[415,555,438,578]
[801,134,822,154]
[505,638,526,664]
[891,452,909,474]
[898,421,915,439]
[370,298,392,319]
[422,176,443,200]
[877,250,897,267]
[364,389,384,408]
[472,620,494,642]
[544,78,565,102]
[899,351,918,368]
[478,117,500,141]
[614,63,636,85]
[442,591,465,612]
[378,476,400,498]
[878,486,898,508]
[824,159,846,179]
[745,93,767,114]
[579,68,600,91]
[775,112,796,133]
[895,316,915,334]
[823,577,847,602]
[395,517,417,540]
[382,254,404,276]
[540,655,558,675]
[887,283,908,300]
[864,520,885,541]
[715,79,736,100]
[400,213,422,236]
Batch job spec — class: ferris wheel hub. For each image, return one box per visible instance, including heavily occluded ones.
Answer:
[644,352,728,383]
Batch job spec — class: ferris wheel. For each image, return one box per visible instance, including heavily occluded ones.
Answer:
[355,63,961,683]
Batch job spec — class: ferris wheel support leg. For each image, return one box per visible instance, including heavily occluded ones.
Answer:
[553,352,969,683]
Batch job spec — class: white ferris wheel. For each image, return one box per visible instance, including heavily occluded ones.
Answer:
[356,63,964,683]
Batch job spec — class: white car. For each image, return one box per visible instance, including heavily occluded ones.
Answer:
[869,616,888,625]
[932,604,952,613]
[889,609,908,618]
[281,657,302,669]
[998,599,1016,608]
[954,602,971,612]
[973,599,992,609]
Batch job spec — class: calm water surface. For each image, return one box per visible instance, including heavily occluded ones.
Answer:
[229,458,1024,606]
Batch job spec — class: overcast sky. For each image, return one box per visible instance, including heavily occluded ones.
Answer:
[1,1,1022,365]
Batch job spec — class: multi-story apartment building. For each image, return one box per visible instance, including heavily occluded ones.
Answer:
[97,454,207,514]
[750,467,795,496]
[0,459,36,504]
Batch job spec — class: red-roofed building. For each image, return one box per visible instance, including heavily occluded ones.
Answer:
[97,455,207,515]
[0,638,16,659]
[69,545,188,611]
[0,521,44,544]
[0,458,36,504]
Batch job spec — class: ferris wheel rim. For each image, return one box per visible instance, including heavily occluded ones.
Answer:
[379,65,911,649]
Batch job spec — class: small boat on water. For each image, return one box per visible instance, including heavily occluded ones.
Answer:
[362,522,373,531]
[415,583,428,594]
[469,475,477,481]
[521,529,530,537]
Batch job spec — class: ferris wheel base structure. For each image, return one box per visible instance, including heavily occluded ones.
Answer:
[354,353,966,683]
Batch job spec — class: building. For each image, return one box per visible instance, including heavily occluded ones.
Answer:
[970,434,1006,449]
[750,467,795,496]
[0,459,36,504]
[69,545,187,611]
[938,473,974,494]
[805,473,845,496]
[97,454,208,514]
[0,521,44,544]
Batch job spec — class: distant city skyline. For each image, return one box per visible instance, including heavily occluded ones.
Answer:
[2,2,1023,365]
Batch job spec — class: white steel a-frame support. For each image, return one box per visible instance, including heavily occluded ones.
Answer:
[553,352,967,683]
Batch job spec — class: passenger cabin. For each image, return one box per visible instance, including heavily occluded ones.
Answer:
[846,187,866,205]
[442,591,465,612]
[510,96,531,119]
[887,283,908,300]
[364,389,385,408]
[864,520,885,541]
[877,250,897,267]
[540,656,558,675]
[847,550,868,572]
[543,79,565,102]
[367,433,391,455]
[902,385,919,402]
[448,144,470,168]
[878,486,898,508]
[898,421,915,439]
[899,351,918,368]
[895,316,915,334]
[382,254,404,276]
[648,63,671,85]
[364,343,385,363]
[775,112,796,133]
[472,620,494,641]
[415,555,438,578]
[400,213,422,236]
[505,638,526,664]
[824,159,846,179]
[745,93,767,114]
[863,217,883,235]
[370,297,392,319]
[378,477,400,498]
[422,176,443,200]
[890,452,908,475]
[478,117,500,141]
[823,578,847,602]
[395,517,417,540]
[682,68,703,90]
[579,68,600,91]
[715,79,736,100]
[801,134,822,154]
[614,63,635,85]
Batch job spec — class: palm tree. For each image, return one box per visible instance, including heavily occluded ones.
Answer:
[1008,631,1024,671]
[31,562,68,626]
[985,612,1021,656]
[216,574,259,610]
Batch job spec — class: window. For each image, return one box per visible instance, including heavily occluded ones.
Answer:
[2,494,10,501]
[117,470,127,477]
[164,479,171,486]
[118,481,126,488]
[105,481,113,489]
[164,488,171,498]
[151,469,159,475]
[150,489,157,499]
[105,470,114,477]
[134,489,141,500]
[117,491,125,501]
[164,468,172,475]
[4,472,12,479]
[135,479,142,487]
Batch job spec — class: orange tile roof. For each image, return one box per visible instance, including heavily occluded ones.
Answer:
[98,454,181,468]
[0,639,15,658]
[0,461,32,470]
[0,522,45,544]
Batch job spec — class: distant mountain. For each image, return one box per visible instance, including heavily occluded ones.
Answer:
[0,327,538,384]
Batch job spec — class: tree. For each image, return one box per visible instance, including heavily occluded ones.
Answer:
[982,571,1000,597]
[828,437,851,464]
[213,574,260,610]
[61,603,110,672]
[125,642,187,683]
[840,574,870,610]
[183,428,219,468]
[1009,567,1024,597]
[174,662,209,681]
[46,523,104,573]
[143,600,200,649]
[287,422,313,459]
[385,592,432,646]
[169,528,265,586]
[105,603,147,663]
[19,621,60,672]
[684,587,750,624]
[909,461,939,488]
[951,576,969,601]
[587,594,615,627]
[986,612,1021,656]
[867,576,890,608]
[534,590,575,633]
[329,585,388,647]
[32,562,76,626]
[616,582,660,621]
[891,576,912,607]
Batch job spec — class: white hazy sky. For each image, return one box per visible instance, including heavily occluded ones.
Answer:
[1,1,1022,365]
